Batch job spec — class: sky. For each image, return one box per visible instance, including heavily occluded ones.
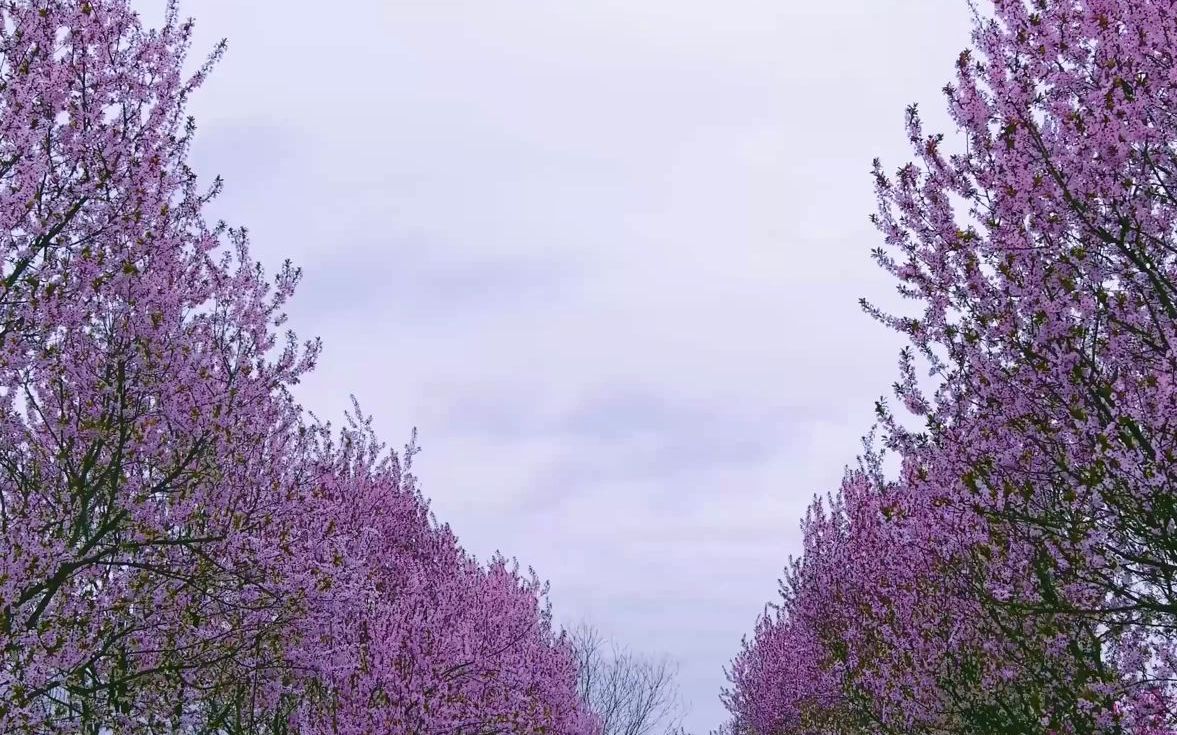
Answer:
[139,1,972,730]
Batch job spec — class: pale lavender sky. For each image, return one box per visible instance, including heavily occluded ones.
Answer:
[141,1,971,730]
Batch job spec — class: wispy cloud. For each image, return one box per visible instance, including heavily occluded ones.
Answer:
[161,0,975,728]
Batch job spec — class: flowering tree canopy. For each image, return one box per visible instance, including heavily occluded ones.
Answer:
[725,1,1177,733]
[284,409,597,735]
[0,2,597,733]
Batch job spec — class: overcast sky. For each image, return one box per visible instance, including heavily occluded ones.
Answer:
[142,1,972,730]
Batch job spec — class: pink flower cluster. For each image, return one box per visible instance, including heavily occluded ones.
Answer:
[281,410,597,735]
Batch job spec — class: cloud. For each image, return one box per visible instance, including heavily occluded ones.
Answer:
[148,0,977,729]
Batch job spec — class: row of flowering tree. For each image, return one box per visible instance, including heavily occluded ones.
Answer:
[0,1,598,733]
[724,1,1177,734]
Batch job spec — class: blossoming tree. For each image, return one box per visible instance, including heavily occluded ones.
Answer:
[0,2,597,734]
[725,1,1177,733]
